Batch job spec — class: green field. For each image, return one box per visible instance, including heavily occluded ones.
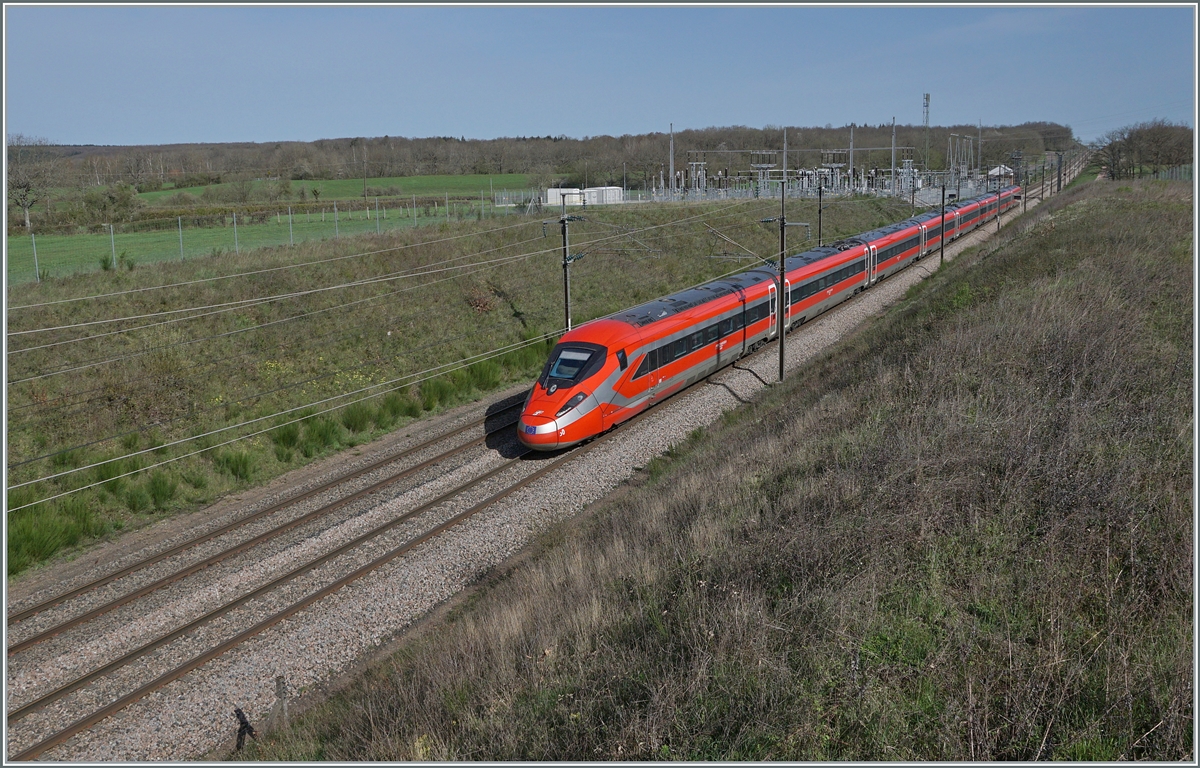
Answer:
[8,173,576,284]
[7,202,525,284]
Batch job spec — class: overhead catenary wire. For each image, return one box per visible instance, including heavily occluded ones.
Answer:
[7,232,555,344]
[7,331,564,509]
[8,201,761,378]
[7,247,547,386]
[9,197,753,325]
[9,202,770,428]
[8,200,772,473]
[6,317,501,471]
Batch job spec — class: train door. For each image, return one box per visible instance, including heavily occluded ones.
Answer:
[767,281,778,338]
[783,278,792,329]
[867,244,878,286]
[648,347,665,403]
[919,223,927,256]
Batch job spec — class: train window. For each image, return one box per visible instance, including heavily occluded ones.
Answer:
[674,338,689,360]
[705,324,719,344]
[548,348,594,381]
[633,354,649,379]
[616,349,627,370]
[541,342,607,386]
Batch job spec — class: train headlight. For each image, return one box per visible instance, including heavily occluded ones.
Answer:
[556,392,588,418]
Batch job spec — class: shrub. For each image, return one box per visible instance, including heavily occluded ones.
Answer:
[421,378,454,411]
[124,484,150,513]
[147,471,178,510]
[7,508,62,575]
[182,469,209,489]
[51,448,85,470]
[214,449,255,481]
[92,457,127,497]
[301,417,342,457]
[468,360,502,391]
[270,422,301,449]
[341,403,374,433]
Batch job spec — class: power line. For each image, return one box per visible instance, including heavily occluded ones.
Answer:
[8,218,540,312]
[8,201,759,371]
[7,248,544,385]
[7,332,563,511]
[8,232,551,342]
[8,318,495,471]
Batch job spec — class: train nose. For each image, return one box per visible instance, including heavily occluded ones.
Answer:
[517,413,559,450]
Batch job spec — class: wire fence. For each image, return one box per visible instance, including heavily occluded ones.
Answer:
[6,194,541,286]
[1149,164,1192,181]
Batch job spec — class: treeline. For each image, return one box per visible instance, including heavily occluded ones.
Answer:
[1094,119,1192,181]
[8,122,1078,231]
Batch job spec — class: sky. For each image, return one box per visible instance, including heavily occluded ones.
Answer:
[3,4,1195,147]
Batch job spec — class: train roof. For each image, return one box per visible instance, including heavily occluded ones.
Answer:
[612,240,872,329]
[611,268,776,328]
[846,219,913,245]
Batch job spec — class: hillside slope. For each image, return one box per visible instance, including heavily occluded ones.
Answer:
[244,177,1193,761]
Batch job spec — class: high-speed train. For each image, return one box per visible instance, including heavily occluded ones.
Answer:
[518,185,1021,450]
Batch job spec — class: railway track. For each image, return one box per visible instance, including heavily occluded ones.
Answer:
[7,399,525,652]
[10,424,621,761]
[6,395,531,758]
[6,170,1085,761]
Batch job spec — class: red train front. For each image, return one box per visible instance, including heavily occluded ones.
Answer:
[517,320,640,451]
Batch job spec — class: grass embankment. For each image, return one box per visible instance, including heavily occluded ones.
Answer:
[239,178,1193,761]
[7,195,918,577]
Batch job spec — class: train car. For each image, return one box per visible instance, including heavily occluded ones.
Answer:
[517,185,1021,451]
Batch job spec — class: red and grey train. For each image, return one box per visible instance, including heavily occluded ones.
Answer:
[518,185,1021,450]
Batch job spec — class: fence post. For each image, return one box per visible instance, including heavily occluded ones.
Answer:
[31,233,40,282]
[110,224,117,269]
[412,194,416,221]
[233,212,239,255]
[179,216,184,259]
[288,206,294,246]
[445,193,450,221]
[375,197,380,234]
[334,202,339,238]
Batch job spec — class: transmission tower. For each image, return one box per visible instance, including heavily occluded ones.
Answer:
[922,93,930,170]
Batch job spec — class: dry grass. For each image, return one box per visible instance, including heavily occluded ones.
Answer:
[240,178,1193,761]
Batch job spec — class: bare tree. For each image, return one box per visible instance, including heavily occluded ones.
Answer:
[1097,126,1129,180]
[7,134,61,230]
